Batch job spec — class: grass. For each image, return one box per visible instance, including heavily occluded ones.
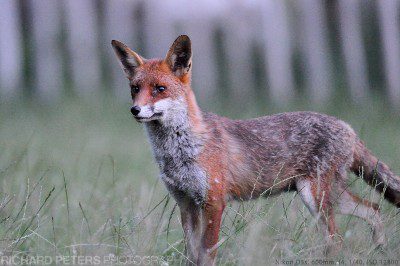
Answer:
[0,92,400,264]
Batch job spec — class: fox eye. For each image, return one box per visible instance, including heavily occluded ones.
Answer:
[131,86,140,93]
[156,86,166,93]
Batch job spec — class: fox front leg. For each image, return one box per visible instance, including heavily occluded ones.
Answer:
[179,200,203,265]
[197,198,225,266]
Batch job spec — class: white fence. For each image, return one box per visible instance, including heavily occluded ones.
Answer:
[0,0,399,106]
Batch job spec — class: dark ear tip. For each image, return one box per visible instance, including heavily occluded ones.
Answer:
[111,40,128,50]
[111,40,128,56]
[111,40,121,47]
[176,35,191,44]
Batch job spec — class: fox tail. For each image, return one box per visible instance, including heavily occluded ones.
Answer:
[351,139,400,207]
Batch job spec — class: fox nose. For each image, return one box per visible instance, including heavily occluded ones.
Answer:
[130,106,141,116]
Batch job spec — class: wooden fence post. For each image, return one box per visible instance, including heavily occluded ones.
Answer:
[296,0,332,103]
[337,0,369,101]
[31,0,63,101]
[261,0,295,104]
[104,0,137,99]
[143,0,176,58]
[63,0,101,95]
[0,0,22,98]
[177,0,222,103]
[377,0,400,107]
[222,0,258,104]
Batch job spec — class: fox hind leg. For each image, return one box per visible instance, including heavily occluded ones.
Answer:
[336,189,385,246]
[296,178,341,255]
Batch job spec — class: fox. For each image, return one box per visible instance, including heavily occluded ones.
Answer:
[111,35,400,265]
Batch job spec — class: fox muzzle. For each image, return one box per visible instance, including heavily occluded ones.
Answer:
[130,106,141,116]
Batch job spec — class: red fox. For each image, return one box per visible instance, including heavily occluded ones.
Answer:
[112,35,400,265]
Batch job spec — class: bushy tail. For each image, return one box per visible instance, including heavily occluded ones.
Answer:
[351,139,400,207]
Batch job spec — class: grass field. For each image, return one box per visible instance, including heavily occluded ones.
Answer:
[1,93,400,265]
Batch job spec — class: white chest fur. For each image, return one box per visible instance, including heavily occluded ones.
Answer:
[144,116,208,205]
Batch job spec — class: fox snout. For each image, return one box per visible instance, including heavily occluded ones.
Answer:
[130,106,141,116]
[130,104,163,122]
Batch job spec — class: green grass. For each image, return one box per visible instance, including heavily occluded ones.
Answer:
[1,93,400,264]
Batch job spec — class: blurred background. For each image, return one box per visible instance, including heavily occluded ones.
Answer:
[1,0,400,262]
[1,0,400,106]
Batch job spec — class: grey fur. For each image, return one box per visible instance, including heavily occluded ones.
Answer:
[200,111,358,200]
[144,99,208,205]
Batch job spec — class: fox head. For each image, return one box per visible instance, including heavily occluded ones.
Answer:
[111,35,194,125]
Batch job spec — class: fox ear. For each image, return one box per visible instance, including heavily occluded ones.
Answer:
[111,40,144,77]
[165,35,192,78]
